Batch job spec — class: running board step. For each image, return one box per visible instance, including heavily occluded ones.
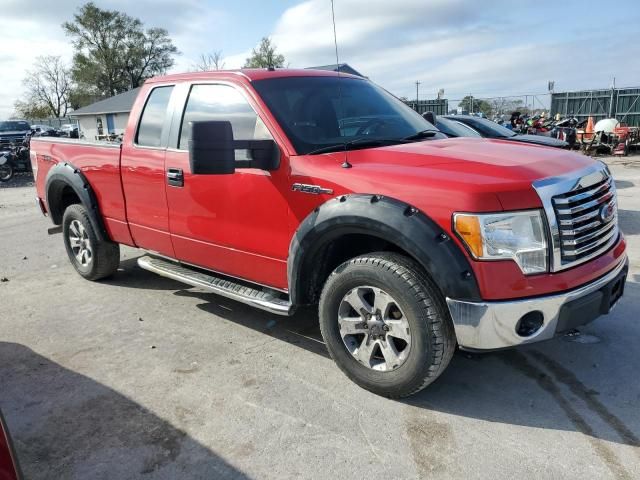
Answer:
[137,256,292,316]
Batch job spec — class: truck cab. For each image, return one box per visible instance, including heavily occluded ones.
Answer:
[30,69,627,398]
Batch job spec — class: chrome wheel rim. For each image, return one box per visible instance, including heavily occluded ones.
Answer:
[338,286,411,371]
[69,220,93,267]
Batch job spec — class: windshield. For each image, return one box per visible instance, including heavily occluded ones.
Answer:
[452,116,516,138]
[252,76,441,154]
[0,121,30,132]
[436,117,482,138]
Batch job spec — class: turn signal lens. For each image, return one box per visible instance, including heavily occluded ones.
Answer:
[454,214,483,258]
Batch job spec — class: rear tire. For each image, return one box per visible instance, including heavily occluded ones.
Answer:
[319,252,456,398]
[62,204,120,280]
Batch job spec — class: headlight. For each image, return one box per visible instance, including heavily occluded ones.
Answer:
[454,210,548,275]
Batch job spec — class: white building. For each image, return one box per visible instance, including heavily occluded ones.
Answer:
[71,88,140,140]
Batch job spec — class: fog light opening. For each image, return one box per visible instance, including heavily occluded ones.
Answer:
[516,311,544,337]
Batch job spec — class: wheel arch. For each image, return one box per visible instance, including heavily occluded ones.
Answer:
[288,194,482,307]
[45,162,109,241]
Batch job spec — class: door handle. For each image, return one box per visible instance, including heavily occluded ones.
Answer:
[167,168,184,187]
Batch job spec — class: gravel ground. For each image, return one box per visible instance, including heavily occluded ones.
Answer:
[1,159,639,480]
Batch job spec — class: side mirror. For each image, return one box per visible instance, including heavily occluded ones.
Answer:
[189,120,280,175]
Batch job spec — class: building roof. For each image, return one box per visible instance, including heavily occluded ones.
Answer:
[71,87,141,116]
[306,63,365,78]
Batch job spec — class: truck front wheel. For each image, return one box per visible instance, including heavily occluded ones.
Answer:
[319,253,456,398]
[62,204,120,281]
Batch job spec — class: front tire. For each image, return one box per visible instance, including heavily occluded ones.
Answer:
[62,204,120,280]
[319,253,456,398]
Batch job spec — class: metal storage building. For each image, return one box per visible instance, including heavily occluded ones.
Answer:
[550,87,640,127]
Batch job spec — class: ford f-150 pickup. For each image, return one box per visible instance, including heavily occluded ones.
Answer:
[31,69,628,398]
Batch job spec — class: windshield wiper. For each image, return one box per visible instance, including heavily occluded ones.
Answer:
[402,130,438,141]
[307,138,408,155]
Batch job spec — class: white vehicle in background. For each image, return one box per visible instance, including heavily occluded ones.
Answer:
[59,123,80,138]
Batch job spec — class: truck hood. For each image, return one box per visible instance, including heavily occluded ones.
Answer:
[343,137,592,184]
[307,137,598,213]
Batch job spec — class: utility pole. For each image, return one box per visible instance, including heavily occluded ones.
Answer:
[415,81,421,107]
[610,76,616,118]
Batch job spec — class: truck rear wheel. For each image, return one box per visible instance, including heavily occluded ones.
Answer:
[319,252,456,398]
[62,204,120,281]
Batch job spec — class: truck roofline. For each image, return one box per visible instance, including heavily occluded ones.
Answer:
[146,68,362,84]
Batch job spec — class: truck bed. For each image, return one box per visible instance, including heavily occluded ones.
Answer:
[30,137,132,245]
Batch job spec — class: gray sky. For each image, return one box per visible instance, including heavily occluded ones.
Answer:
[2,0,639,118]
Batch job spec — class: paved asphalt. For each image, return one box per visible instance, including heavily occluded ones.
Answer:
[1,158,639,479]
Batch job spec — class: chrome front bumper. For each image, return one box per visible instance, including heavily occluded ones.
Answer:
[446,255,628,350]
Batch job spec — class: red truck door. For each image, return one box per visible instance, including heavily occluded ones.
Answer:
[164,82,290,290]
[121,84,176,256]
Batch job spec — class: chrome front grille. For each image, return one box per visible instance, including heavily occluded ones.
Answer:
[533,163,619,272]
[552,177,617,263]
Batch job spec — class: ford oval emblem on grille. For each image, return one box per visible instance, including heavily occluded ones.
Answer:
[600,200,616,223]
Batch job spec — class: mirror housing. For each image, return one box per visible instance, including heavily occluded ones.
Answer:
[189,120,280,175]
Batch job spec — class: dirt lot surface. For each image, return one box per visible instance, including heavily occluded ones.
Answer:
[1,159,639,479]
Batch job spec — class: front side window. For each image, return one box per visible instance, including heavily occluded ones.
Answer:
[178,84,272,150]
[136,86,174,147]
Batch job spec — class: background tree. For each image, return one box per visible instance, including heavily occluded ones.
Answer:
[193,51,225,71]
[14,56,72,119]
[244,37,285,68]
[458,95,492,117]
[63,2,177,101]
[489,98,528,117]
[13,100,51,120]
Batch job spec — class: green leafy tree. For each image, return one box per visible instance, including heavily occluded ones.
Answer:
[13,100,51,120]
[458,96,492,117]
[63,2,178,100]
[244,37,285,68]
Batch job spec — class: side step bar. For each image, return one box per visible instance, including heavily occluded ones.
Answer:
[137,256,293,316]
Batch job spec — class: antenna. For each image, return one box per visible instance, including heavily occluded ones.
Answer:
[330,0,351,168]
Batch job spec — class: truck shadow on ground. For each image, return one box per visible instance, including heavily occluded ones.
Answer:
[104,260,639,452]
[174,276,640,453]
[618,209,640,235]
[103,257,188,291]
[0,342,251,480]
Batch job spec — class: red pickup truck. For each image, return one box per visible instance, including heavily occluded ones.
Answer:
[31,69,627,398]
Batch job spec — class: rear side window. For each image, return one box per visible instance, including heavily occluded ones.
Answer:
[178,84,271,150]
[136,86,174,147]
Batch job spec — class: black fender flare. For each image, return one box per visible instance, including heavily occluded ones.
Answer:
[45,162,109,241]
[288,194,482,305]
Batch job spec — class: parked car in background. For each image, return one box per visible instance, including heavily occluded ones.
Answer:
[30,69,627,398]
[31,124,60,137]
[59,124,79,138]
[427,114,482,138]
[445,115,569,148]
[0,120,31,149]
